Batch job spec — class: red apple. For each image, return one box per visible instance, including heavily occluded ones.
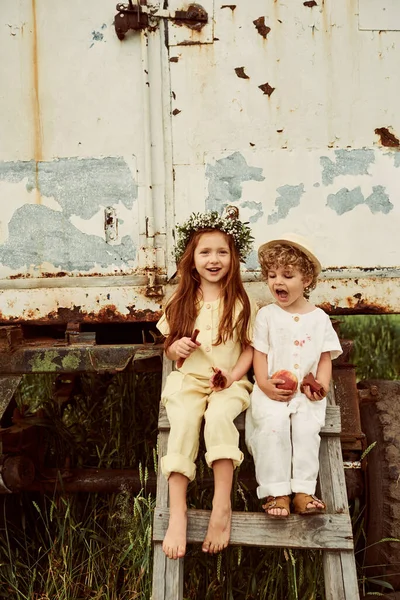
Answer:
[271,370,298,393]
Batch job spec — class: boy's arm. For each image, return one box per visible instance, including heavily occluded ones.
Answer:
[302,351,332,401]
[254,349,293,401]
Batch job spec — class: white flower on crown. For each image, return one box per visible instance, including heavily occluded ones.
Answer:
[174,211,254,263]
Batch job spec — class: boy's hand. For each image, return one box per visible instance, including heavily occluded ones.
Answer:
[301,383,326,401]
[261,378,294,402]
[300,372,326,401]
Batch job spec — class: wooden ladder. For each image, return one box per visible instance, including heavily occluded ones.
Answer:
[152,356,360,600]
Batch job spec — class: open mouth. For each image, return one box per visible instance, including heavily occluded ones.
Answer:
[276,289,288,300]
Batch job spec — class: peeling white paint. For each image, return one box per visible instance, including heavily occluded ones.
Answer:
[0,0,399,319]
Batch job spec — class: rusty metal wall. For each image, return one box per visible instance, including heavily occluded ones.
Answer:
[0,0,399,323]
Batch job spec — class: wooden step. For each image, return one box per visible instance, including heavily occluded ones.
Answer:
[158,403,341,435]
[153,508,354,550]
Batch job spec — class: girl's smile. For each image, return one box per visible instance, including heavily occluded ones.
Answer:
[194,231,231,288]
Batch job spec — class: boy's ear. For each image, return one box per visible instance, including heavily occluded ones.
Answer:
[303,276,313,289]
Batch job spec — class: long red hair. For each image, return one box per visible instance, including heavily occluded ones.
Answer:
[164,229,251,351]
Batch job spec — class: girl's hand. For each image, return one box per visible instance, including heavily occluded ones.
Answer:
[209,368,232,391]
[173,336,201,361]
[260,378,294,402]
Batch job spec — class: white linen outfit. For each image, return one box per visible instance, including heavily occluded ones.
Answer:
[245,304,342,499]
[157,299,254,482]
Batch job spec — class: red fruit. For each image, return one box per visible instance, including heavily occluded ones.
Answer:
[271,370,298,392]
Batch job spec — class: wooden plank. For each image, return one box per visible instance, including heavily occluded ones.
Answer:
[319,389,360,600]
[159,403,341,436]
[153,508,353,550]
[152,355,184,600]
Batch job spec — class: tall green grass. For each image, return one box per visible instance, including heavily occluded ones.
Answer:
[338,315,400,380]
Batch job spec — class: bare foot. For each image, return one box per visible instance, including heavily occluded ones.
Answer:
[162,509,187,560]
[202,504,232,554]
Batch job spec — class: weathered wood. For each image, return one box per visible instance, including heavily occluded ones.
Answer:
[152,355,184,600]
[159,403,341,435]
[319,388,360,600]
[154,508,354,549]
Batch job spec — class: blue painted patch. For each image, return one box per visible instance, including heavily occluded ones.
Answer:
[0,157,138,272]
[365,185,393,214]
[394,153,400,168]
[327,186,393,215]
[0,157,137,219]
[241,200,263,223]
[206,152,265,214]
[267,184,304,224]
[0,204,136,271]
[320,149,375,186]
[90,29,106,48]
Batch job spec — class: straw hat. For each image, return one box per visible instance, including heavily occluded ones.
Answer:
[258,233,322,275]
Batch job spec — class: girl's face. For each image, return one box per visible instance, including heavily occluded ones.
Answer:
[267,264,312,312]
[194,231,231,288]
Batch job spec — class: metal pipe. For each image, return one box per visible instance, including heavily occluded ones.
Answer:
[140,29,156,270]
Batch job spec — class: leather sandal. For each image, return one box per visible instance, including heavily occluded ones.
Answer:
[262,495,291,517]
[292,493,326,515]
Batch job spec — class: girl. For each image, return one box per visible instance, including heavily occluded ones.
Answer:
[157,211,255,559]
[245,233,342,518]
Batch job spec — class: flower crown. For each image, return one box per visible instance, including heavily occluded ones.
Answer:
[174,210,254,263]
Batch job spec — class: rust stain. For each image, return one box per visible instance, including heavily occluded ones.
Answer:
[0,305,163,325]
[235,67,249,79]
[177,40,203,46]
[304,1,317,7]
[318,299,392,316]
[258,82,275,96]
[31,0,42,204]
[172,108,181,116]
[253,17,271,38]
[221,5,236,10]
[374,127,400,148]
[169,56,179,62]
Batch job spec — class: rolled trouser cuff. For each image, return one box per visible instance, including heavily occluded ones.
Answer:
[161,453,196,482]
[256,482,292,500]
[291,479,317,495]
[205,445,243,469]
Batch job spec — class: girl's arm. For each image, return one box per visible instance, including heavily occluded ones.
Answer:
[303,351,332,401]
[253,349,294,402]
[210,345,253,391]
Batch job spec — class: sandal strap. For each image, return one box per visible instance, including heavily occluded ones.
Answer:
[262,495,291,512]
[293,492,326,511]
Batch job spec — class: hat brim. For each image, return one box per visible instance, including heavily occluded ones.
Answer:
[258,239,322,275]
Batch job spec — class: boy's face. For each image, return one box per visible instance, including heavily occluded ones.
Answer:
[267,264,312,311]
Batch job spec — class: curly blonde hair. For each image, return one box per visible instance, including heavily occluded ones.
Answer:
[258,243,318,297]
